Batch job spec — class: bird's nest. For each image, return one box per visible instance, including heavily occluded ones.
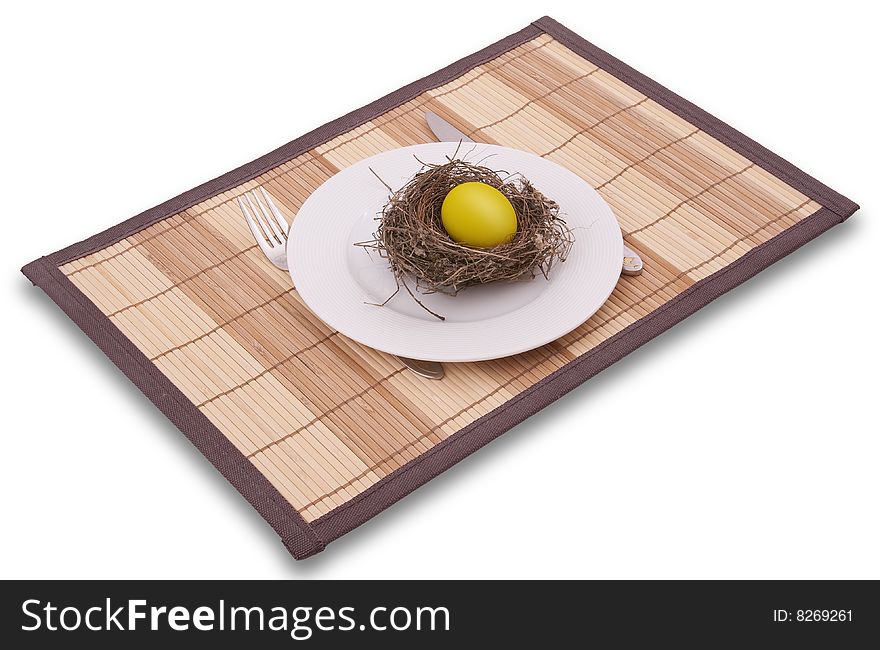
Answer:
[356,157,574,320]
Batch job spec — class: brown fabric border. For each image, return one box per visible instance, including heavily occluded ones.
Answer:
[311,206,849,543]
[533,17,858,219]
[21,17,859,560]
[41,23,543,267]
[20,259,325,559]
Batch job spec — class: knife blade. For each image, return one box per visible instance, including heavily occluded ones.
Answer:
[424,111,643,275]
[425,112,475,144]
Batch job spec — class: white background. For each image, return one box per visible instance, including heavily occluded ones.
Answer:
[2,1,877,579]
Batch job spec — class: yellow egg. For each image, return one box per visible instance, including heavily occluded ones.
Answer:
[441,182,518,248]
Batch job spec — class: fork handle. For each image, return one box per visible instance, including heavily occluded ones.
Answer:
[622,244,643,276]
[397,356,445,380]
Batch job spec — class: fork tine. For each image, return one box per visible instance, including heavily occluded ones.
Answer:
[240,194,268,243]
[259,186,290,238]
[245,191,282,245]
[251,190,285,244]
[238,196,272,254]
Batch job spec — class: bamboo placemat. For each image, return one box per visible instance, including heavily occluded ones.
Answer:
[22,17,857,559]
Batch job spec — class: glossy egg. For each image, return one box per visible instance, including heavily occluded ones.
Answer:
[440,182,518,248]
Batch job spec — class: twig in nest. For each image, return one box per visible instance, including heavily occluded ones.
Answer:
[356,158,574,319]
[368,166,393,193]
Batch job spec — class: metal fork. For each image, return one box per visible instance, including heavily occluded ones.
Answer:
[239,187,290,270]
[238,187,445,380]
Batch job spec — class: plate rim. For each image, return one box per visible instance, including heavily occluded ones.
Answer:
[288,143,622,362]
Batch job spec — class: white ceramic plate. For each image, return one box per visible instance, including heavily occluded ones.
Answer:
[288,143,622,362]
